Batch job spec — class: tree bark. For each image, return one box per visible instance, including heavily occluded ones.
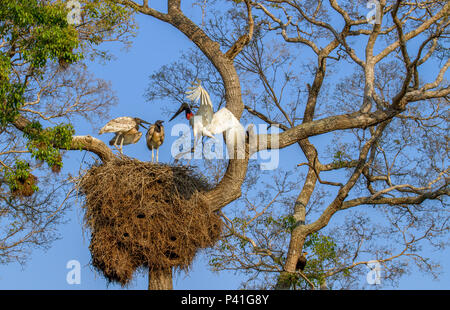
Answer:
[12,114,116,162]
[148,267,173,290]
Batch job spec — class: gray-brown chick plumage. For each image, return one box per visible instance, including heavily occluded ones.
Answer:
[146,120,165,162]
[99,116,150,153]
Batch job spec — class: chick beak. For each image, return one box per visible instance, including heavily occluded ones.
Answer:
[139,119,150,130]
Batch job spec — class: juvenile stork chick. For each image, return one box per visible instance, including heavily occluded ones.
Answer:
[146,120,165,163]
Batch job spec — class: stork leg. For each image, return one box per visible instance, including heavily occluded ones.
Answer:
[195,134,202,154]
[112,135,121,153]
[156,148,159,163]
[120,136,124,155]
[114,134,120,146]
[186,135,200,166]
[151,148,154,163]
[201,135,213,157]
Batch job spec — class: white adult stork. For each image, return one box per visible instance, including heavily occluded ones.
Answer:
[169,81,245,159]
[99,116,150,154]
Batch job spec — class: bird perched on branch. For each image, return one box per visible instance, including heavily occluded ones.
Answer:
[296,252,308,271]
[170,80,245,159]
[99,117,150,154]
[146,120,165,163]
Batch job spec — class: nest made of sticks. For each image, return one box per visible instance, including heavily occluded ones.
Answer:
[12,174,37,198]
[78,158,222,286]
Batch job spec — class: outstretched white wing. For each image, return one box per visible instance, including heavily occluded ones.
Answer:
[205,108,245,159]
[99,117,136,134]
[186,82,213,125]
[186,81,245,158]
[205,108,241,135]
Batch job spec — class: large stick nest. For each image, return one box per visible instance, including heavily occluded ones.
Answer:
[78,158,222,286]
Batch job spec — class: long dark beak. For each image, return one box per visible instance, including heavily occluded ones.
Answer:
[138,119,150,129]
[169,105,186,122]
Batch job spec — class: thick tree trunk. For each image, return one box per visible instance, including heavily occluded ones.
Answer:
[275,271,294,290]
[148,267,173,290]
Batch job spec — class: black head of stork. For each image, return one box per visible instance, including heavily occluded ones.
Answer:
[169,103,194,121]
[154,119,164,128]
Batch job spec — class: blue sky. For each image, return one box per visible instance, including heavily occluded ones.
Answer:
[0,4,449,290]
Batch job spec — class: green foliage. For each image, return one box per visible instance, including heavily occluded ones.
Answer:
[0,0,81,127]
[0,0,81,185]
[0,54,25,126]
[263,214,297,233]
[82,0,135,36]
[77,0,138,60]
[296,232,339,288]
[331,150,347,167]
[24,122,75,170]
[0,0,81,68]
[4,159,37,193]
[304,232,337,261]
[281,215,296,233]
